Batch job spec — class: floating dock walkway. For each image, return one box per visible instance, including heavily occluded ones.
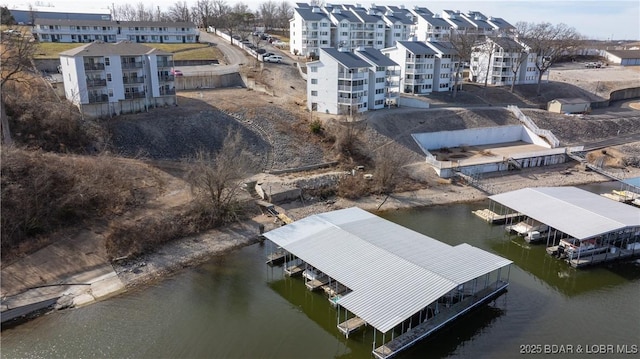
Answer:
[338,317,366,338]
[472,209,523,224]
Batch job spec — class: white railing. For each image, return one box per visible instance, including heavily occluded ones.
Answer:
[507,105,560,148]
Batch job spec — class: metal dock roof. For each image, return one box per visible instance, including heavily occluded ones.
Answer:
[263,207,511,333]
[489,187,640,240]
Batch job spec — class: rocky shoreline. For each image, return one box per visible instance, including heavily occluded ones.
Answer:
[113,162,640,291]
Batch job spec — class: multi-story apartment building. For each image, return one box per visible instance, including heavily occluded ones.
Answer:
[34,19,198,43]
[459,11,496,36]
[382,41,437,94]
[378,7,414,47]
[289,6,332,57]
[290,3,514,57]
[425,41,460,92]
[354,47,401,109]
[59,41,177,117]
[469,37,538,86]
[307,47,370,115]
[7,4,111,25]
[411,8,452,41]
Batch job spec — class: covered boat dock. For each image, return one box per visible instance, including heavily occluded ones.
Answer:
[263,207,512,358]
[485,187,640,267]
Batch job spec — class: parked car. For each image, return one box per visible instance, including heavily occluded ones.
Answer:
[263,55,282,63]
[171,69,183,76]
[2,29,22,37]
[262,52,274,58]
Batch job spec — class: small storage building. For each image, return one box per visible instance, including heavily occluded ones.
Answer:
[547,98,591,114]
[601,50,640,66]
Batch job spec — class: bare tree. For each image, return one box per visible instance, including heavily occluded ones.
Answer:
[259,0,278,32]
[209,0,230,31]
[372,144,408,195]
[448,30,480,97]
[275,1,293,35]
[510,50,529,93]
[185,130,257,223]
[1,28,37,144]
[192,0,214,28]
[134,2,155,21]
[168,1,192,22]
[113,4,137,21]
[516,21,582,94]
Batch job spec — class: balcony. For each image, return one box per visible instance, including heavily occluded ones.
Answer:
[88,94,108,103]
[124,92,146,99]
[159,75,175,82]
[385,81,400,87]
[84,63,105,71]
[338,72,366,80]
[386,70,401,76]
[121,62,143,69]
[157,61,172,68]
[159,88,176,96]
[338,97,363,105]
[123,77,145,84]
[338,85,365,92]
[86,79,106,87]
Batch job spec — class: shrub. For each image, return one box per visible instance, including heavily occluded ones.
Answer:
[309,119,323,134]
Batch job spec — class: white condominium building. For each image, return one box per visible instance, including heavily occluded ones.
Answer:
[59,41,177,117]
[34,19,199,43]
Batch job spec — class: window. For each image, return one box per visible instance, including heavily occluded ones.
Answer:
[105,58,110,66]
[375,99,384,105]
[376,77,385,83]
[106,73,112,81]
[94,26,99,30]
[310,67,317,73]
[311,78,318,84]
[375,88,384,94]
[311,90,318,96]
[321,22,328,27]
[341,23,348,28]
[108,88,113,97]
[340,32,348,36]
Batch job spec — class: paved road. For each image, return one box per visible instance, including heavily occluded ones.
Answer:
[198,31,247,66]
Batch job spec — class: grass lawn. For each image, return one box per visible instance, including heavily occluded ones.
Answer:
[34,42,223,61]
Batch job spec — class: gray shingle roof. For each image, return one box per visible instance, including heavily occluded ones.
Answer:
[295,7,330,21]
[321,47,371,68]
[487,17,515,30]
[425,41,458,55]
[35,18,195,27]
[398,40,437,55]
[59,40,171,57]
[490,37,525,51]
[355,47,399,67]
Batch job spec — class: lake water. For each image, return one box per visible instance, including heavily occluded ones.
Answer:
[2,182,639,358]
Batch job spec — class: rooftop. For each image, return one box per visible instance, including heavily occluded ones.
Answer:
[489,187,640,240]
[59,41,171,57]
[264,207,512,333]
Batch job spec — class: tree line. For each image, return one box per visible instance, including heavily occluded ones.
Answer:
[111,0,293,33]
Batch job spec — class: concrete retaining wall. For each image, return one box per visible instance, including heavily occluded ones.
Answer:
[436,153,568,178]
[398,97,430,109]
[413,125,526,150]
[175,72,243,90]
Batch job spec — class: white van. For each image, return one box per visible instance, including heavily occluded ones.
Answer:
[264,55,282,63]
